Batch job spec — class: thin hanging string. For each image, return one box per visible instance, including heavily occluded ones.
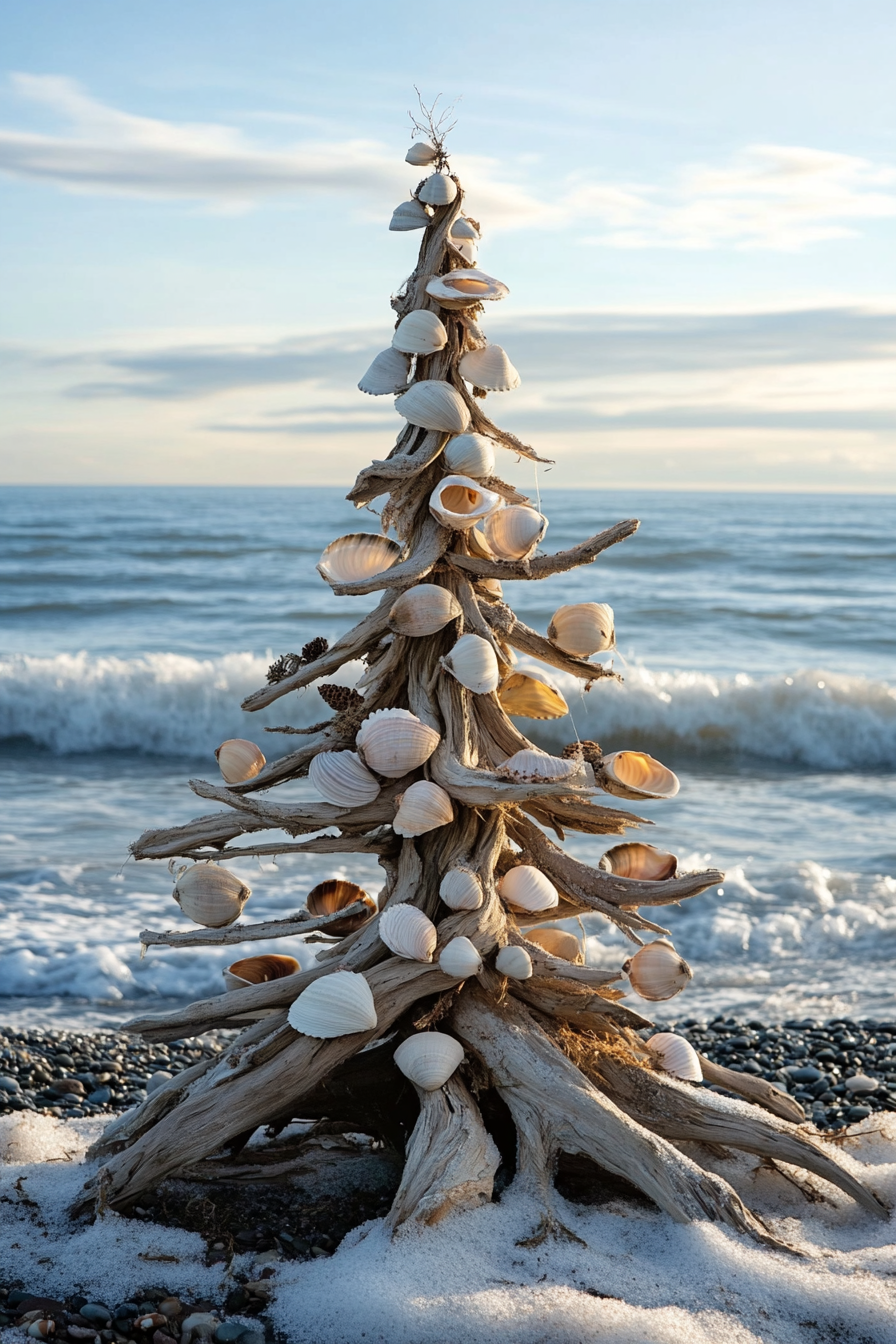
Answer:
[566,697,582,746]
[532,459,542,513]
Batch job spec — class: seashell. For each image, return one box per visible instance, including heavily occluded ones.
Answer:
[215,738,266,784]
[392,310,448,355]
[599,842,678,881]
[439,866,483,911]
[406,140,438,166]
[390,198,432,231]
[623,939,692,1001]
[426,268,509,309]
[418,173,457,205]
[458,343,521,392]
[318,532,402,585]
[308,750,381,807]
[223,954,299,991]
[173,862,250,928]
[450,217,480,241]
[525,927,582,962]
[379,904,438,961]
[393,780,454,836]
[483,505,548,561]
[548,602,615,657]
[388,584,462,637]
[26,1324,55,1339]
[394,1032,464,1091]
[495,944,533,979]
[600,751,680,801]
[498,671,569,720]
[307,878,377,935]
[477,577,503,598]
[356,707,440,777]
[645,1032,703,1081]
[287,970,377,1038]
[395,380,471,433]
[439,936,483,979]
[441,632,500,694]
[359,347,410,395]
[498,865,559,913]
[443,432,496,478]
[452,238,478,264]
[136,1316,168,1332]
[430,475,501,530]
[495,748,578,782]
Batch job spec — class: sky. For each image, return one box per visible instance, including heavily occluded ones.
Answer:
[1,0,894,490]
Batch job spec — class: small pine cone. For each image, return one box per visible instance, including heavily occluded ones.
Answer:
[266,652,301,684]
[300,635,329,664]
[563,739,602,766]
[317,683,364,713]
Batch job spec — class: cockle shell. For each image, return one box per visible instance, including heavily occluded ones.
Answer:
[390,198,431,231]
[392,310,448,355]
[495,944,533,979]
[388,584,462,637]
[359,347,410,395]
[441,632,500,694]
[439,866,483,911]
[483,505,548,561]
[429,475,501,530]
[548,603,615,657]
[439,936,483,979]
[318,532,402,584]
[406,141,438,166]
[426,268,509,308]
[458,344,521,392]
[287,970,377,1038]
[379,904,438,962]
[525,927,582,963]
[623,939,692,1001]
[498,671,569,720]
[477,577,503,598]
[393,780,454,836]
[495,748,579,782]
[443,432,496,478]
[307,878,377,934]
[394,1031,464,1091]
[173,862,250,928]
[356,707,440,778]
[223,954,299,991]
[418,173,458,205]
[600,751,680,801]
[599,842,678,881]
[450,217,480,241]
[498,865,559,913]
[308,750,381,807]
[645,1032,703,1082]
[395,381,471,433]
[215,738,266,784]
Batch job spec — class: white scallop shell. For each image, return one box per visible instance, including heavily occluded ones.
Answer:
[388,584,462,637]
[439,867,483,911]
[498,865,559,913]
[358,347,410,396]
[548,603,615,657]
[624,940,692,1001]
[495,944,533,979]
[450,217,480,241]
[438,936,483,979]
[483,506,548,561]
[287,970,377,1039]
[429,475,501,530]
[394,1032,464,1091]
[425,269,509,308]
[458,344,520,392]
[392,310,448,355]
[390,198,431,231]
[406,141,438,166]
[379,904,438,962]
[318,532,402,585]
[395,381,471,433]
[525,927,582,962]
[495,749,579,782]
[393,780,454,836]
[308,750,381,807]
[645,1032,703,1082]
[442,432,496,478]
[599,843,678,881]
[418,173,457,205]
[356,708,440,778]
[216,738,266,784]
[173,862,250,928]
[600,751,680,801]
[441,632,500,694]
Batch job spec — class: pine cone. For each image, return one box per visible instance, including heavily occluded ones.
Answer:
[266,653,302,684]
[317,684,364,713]
[563,739,602,767]
[300,636,329,664]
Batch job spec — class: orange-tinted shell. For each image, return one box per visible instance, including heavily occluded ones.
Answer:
[223,954,299,990]
[306,879,377,935]
[599,842,678,881]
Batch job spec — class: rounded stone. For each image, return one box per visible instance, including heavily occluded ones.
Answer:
[847,1104,872,1120]
[0,1075,21,1094]
[146,1072,173,1094]
[79,1303,112,1324]
[845,1074,878,1094]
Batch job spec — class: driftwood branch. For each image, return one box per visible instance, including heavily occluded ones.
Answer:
[698,1056,806,1124]
[480,603,620,684]
[139,900,372,950]
[326,517,450,597]
[181,829,400,862]
[448,519,640,582]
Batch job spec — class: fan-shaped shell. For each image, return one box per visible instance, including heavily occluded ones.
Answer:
[418,173,457,205]
[458,344,521,392]
[525,927,582,963]
[356,708,440,778]
[426,269,509,308]
[395,381,471,433]
[498,671,569,720]
[429,475,501,530]
[438,936,483,979]
[645,1032,703,1082]
[599,843,678,881]
[379,904,438,962]
[308,750,381,808]
[394,1032,464,1091]
[287,970,377,1038]
[388,584,462,637]
[216,738,266,784]
[173,863,250,928]
[318,532,402,585]
[443,432,496,478]
[483,506,548,561]
[548,603,615,657]
[392,310,448,355]
[390,198,431,231]
[495,945,533,980]
[623,940,692,1001]
[600,751,680,801]
[406,141,438,166]
[359,347,410,395]
[498,865,559,913]
[441,632,500,694]
[223,954,299,991]
[495,749,578,782]
[306,879,377,935]
[450,217,480,241]
[439,867,483,911]
[393,780,454,836]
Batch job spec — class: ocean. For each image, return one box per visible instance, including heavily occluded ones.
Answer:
[1,485,894,1029]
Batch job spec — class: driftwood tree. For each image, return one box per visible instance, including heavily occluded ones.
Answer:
[78,121,886,1245]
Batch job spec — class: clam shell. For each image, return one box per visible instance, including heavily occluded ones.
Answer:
[525,927,582,963]
[498,865,559,913]
[600,751,680,801]
[425,268,509,309]
[623,939,692,1001]
[388,584,462,637]
[215,738,266,784]
[442,432,496,478]
[359,347,410,395]
[438,936,483,979]
[393,780,454,836]
[418,173,457,205]
[548,602,615,657]
[645,1032,703,1082]
[498,671,569,720]
[173,862,250,928]
[450,217,480,241]
[441,632,500,694]
[390,199,431,231]
[458,343,521,392]
[356,707,440,778]
[495,944,533,979]
[483,505,548,561]
[495,748,579,782]
[406,141,438,166]
[318,532,402,585]
[379,903,438,962]
[223,954,299,991]
[394,1032,464,1091]
[392,310,448,355]
[395,381,471,433]
[452,238,478,264]
[477,577,503,598]
[306,878,377,935]
[599,842,678,881]
[287,970,377,1038]
[429,475,501,530]
[308,750,381,807]
[439,866,483,911]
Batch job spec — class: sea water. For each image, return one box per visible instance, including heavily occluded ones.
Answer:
[1,486,894,1027]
